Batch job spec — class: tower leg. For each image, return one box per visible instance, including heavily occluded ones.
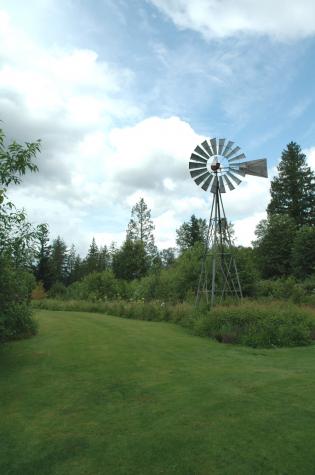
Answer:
[195,179,243,308]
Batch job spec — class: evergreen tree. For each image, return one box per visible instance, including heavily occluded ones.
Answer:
[126,198,157,257]
[66,244,81,284]
[85,237,99,274]
[267,142,315,226]
[112,239,149,281]
[34,223,52,289]
[253,215,296,278]
[98,245,110,271]
[176,215,207,252]
[50,236,68,284]
[291,226,315,278]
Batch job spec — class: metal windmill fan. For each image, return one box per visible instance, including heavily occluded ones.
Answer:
[189,138,268,193]
[189,137,268,307]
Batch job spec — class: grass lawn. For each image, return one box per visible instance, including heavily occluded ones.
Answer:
[1,311,315,475]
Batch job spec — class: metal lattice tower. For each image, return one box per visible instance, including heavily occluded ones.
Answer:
[189,137,268,307]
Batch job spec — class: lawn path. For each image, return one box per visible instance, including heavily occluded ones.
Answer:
[1,310,315,475]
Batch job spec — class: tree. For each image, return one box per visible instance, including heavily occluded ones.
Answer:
[126,198,157,257]
[0,128,40,266]
[176,215,207,252]
[291,226,315,278]
[112,239,149,281]
[0,127,40,341]
[253,215,297,278]
[267,142,315,226]
[85,237,99,274]
[160,247,176,268]
[50,236,68,284]
[34,223,52,289]
[98,245,110,271]
[66,244,83,284]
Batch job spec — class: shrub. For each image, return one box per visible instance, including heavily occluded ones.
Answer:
[48,281,67,298]
[31,281,47,300]
[0,257,37,342]
[194,301,315,348]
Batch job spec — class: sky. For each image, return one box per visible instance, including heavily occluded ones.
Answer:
[1,0,315,254]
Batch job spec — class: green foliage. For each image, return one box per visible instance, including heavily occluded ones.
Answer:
[194,302,315,348]
[74,270,119,300]
[0,129,40,188]
[292,226,315,278]
[48,281,68,298]
[112,239,149,280]
[234,246,259,296]
[0,257,37,342]
[34,223,52,289]
[0,128,40,266]
[176,214,207,252]
[126,197,157,257]
[253,214,296,278]
[31,281,47,300]
[50,236,68,284]
[267,142,315,226]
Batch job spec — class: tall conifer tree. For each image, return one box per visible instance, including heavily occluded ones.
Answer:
[126,198,157,257]
[267,142,315,226]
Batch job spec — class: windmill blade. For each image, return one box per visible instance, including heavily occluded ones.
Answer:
[219,176,226,193]
[201,140,214,157]
[228,153,246,163]
[223,174,235,191]
[222,140,234,157]
[194,145,210,159]
[201,174,213,191]
[225,146,240,159]
[218,138,225,155]
[190,153,208,164]
[229,167,246,177]
[239,159,268,178]
[210,138,217,155]
[227,170,242,185]
[210,175,219,193]
[195,171,210,186]
[189,161,207,170]
[190,168,208,179]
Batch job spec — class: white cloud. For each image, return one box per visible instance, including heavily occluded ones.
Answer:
[304,147,315,171]
[234,212,266,247]
[149,0,315,40]
[0,7,273,254]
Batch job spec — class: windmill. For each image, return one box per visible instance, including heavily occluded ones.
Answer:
[189,138,268,307]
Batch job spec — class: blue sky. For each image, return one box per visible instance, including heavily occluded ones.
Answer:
[1,0,315,253]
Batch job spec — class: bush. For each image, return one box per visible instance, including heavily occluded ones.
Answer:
[48,281,67,298]
[256,277,306,302]
[31,281,47,300]
[194,301,315,348]
[0,257,37,342]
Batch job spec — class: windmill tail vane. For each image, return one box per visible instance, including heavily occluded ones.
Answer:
[189,137,268,307]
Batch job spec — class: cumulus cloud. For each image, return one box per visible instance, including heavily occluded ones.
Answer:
[0,7,272,253]
[149,0,315,40]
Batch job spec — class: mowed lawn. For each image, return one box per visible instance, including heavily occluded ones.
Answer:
[1,311,315,475]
